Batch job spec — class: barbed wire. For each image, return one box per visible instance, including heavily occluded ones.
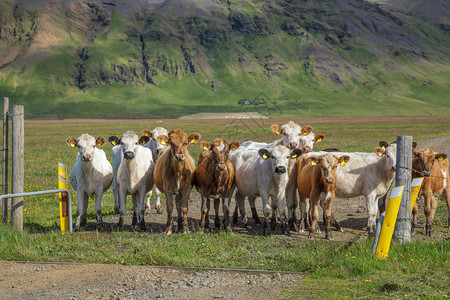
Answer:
[397,165,449,180]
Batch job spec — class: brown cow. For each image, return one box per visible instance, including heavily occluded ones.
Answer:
[411,148,449,236]
[194,139,240,233]
[295,153,350,239]
[154,130,201,235]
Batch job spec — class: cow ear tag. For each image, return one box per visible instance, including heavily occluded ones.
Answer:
[70,142,76,148]
[378,152,383,157]
[203,146,208,151]
[190,139,196,144]
[96,142,102,147]
[275,131,280,135]
[111,140,116,146]
[340,161,346,166]
[382,146,385,150]
[311,160,316,166]
[438,156,444,161]
[263,153,268,159]
[230,147,236,151]
[160,140,166,145]
[302,132,308,136]
[316,138,322,142]
[291,154,297,158]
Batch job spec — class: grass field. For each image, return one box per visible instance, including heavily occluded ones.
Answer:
[0,115,449,298]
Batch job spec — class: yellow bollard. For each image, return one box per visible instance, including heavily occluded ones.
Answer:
[58,163,69,232]
[410,177,424,213]
[375,186,404,260]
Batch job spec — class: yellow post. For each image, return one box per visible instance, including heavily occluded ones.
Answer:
[410,177,424,213]
[375,186,404,260]
[58,163,69,232]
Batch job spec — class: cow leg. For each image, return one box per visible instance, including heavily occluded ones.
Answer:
[235,192,248,226]
[81,193,88,228]
[214,198,221,232]
[309,195,319,239]
[74,190,85,231]
[320,200,342,232]
[131,195,139,230]
[271,200,277,231]
[118,187,127,230]
[165,192,175,235]
[426,195,438,237]
[95,192,104,230]
[175,193,183,233]
[278,197,290,236]
[112,178,119,214]
[180,192,189,234]
[411,202,419,235]
[249,197,262,225]
[232,205,239,226]
[286,169,299,231]
[145,190,152,216]
[365,193,378,235]
[139,191,147,232]
[223,197,232,233]
[423,191,434,237]
[260,191,272,236]
[155,187,163,214]
[298,196,307,233]
[199,196,209,234]
[324,194,336,240]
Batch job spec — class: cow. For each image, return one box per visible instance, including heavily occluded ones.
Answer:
[66,134,113,231]
[295,153,350,239]
[153,129,201,235]
[230,145,302,236]
[141,127,169,215]
[231,121,324,225]
[290,143,397,234]
[108,131,154,231]
[411,148,449,236]
[193,139,240,233]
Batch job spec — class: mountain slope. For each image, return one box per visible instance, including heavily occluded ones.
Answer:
[0,0,449,119]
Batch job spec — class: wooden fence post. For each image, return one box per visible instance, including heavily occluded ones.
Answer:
[393,135,412,242]
[2,97,9,223]
[11,105,24,230]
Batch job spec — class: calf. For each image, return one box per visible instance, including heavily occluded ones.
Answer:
[295,153,350,239]
[142,127,169,214]
[411,148,449,236]
[109,131,154,231]
[231,145,302,236]
[154,130,201,235]
[194,139,240,233]
[67,134,113,231]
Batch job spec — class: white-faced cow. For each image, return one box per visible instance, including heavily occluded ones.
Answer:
[141,127,169,214]
[230,145,302,236]
[295,153,350,239]
[153,130,201,235]
[411,148,449,236]
[108,131,154,231]
[67,134,113,231]
[194,139,240,233]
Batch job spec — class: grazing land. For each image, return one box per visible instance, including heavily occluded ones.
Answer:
[0,115,449,299]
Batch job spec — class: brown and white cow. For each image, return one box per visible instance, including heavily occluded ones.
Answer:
[154,130,201,235]
[295,153,350,239]
[411,148,449,236]
[194,139,240,233]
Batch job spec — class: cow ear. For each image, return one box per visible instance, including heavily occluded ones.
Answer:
[379,141,388,150]
[314,134,325,143]
[157,135,169,145]
[188,133,201,144]
[229,141,240,151]
[301,125,313,136]
[308,156,318,166]
[436,153,447,162]
[141,129,153,138]
[290,149,302,159]
[270,124,282,135]
[139,136,150,145]
[258,149,270,160]
[373,147,384,157]
[412,141,417,149]
[200,141,211,151]
[66,137,77,148]
[412,148,419,158]
[96,137,106,147]
[108,136,120,146]
[338,155,350,166]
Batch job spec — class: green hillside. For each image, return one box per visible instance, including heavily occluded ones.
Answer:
[0,0,449,119]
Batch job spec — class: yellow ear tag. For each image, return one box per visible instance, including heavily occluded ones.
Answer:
[382,146,385,150]
[96,142,102,147]
[230,147,236,151]
[340,161,346,166]
[263,154,268,159]
[316,138,322,142]
[438,156,444,161]
[111,140,116,146]
[291,154,297,158]
[378,152,383,157]
[160,140,166,145]
[311,161,316,166]
[275,131,280,135]
[70,143,76,148]
[190,139,196,144]
[302,132,308,136]
[203,146,208,151]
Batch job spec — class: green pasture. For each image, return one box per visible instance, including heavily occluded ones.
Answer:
[0,116,449,298]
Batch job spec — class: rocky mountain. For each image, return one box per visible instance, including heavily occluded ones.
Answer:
[0,0,449,118]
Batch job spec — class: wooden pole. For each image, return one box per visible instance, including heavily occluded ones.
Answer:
[393,135,412,242]
[2,97,9,223]
[11,105,24,230]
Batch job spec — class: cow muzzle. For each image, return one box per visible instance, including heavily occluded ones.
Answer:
[275,166,286,174]
[391,165,397,172]
[82,154,92,162]
[325,177,335,184]
[302,146,312,153]
[123,151,135,160]
[174,154,185,162]
[289,141,298,149]
[216,163,227,171]
[422,171,431,177]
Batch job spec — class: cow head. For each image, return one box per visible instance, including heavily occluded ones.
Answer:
[108,131,149,160]
[142,127,169,159]
[259,145,302,176]
[67,133,106,163]
[298,126,325,153]
[308,153,350,185]
[270,121,304,150]
[374,142,397,172]
[200,139,240,172]
[412,148,447,177]
[157,130,200,162]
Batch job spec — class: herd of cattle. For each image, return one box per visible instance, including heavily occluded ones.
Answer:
[66,121,449,239]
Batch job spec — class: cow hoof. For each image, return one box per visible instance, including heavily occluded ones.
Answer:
[183,228,189,234]
[96,222,104,231]
[74,225,80,232]
[165,228,173,236]
[254,217,262,225]
[140,223,147,232]
[114,207,120,214]
[225,226,233,233]
[156,206,163,214]
[308,232,314,239]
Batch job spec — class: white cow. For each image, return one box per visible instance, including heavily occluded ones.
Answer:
[230,145,302,236]
[289,143,397,234]
[67,134,113,231]
[109,131,155,231]
[141,127,168,214]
